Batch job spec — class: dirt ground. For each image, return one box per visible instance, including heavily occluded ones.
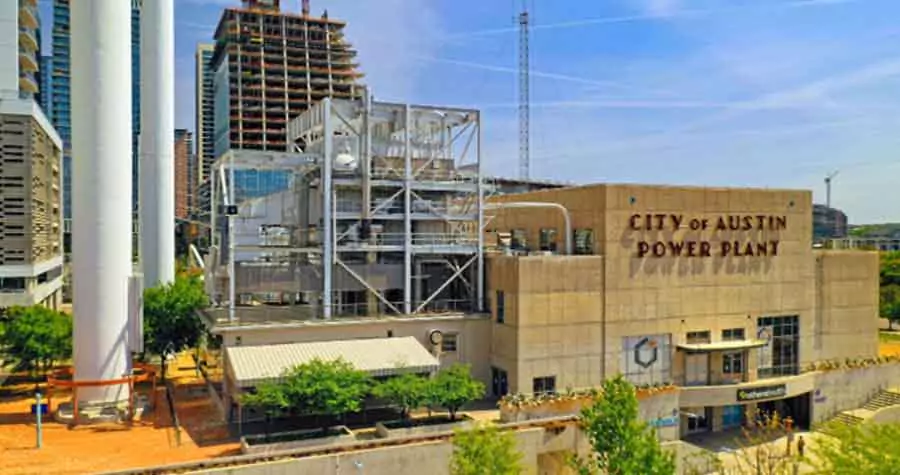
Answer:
[0,355,239,475]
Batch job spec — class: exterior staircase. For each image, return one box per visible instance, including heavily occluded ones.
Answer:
[862,390,900,411]
[818,389,900,435]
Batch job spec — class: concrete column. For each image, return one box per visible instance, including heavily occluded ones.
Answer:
[71,0,132,405]
[139,0,176,288]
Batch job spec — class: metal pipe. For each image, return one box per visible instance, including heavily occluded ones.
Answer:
[322,98,334,319]
[228,156,236,323]
[475,115,485,312]
[485,202,573,255]
[403,105,413,314]
[71,0,132,405]
[139,0,176,288]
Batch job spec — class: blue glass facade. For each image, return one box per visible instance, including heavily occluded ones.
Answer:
[132,3,141,216]
[39,56,53,120]
[233,170,292,202]
[51,0,71,223]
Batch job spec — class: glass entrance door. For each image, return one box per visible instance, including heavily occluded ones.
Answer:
[723,405,744,429]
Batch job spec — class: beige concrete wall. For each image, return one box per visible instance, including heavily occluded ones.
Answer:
[488,255,605,393]
[811,364,900,424]
[813,250,879,361]
[220,316,492,385]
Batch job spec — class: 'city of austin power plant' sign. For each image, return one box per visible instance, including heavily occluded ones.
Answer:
[629,214,786,258]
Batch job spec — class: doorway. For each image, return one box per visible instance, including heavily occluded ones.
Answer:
[491,366,509,397]
[757,393,811,430]
[685,407,712,435]
[685,353,709,386]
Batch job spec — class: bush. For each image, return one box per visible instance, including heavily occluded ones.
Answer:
[373,372,429,422]
[430,364,485,421]
[0,305,72,374]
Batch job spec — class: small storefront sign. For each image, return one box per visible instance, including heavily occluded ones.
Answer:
[650,416,679,428]
[736,384,787,402]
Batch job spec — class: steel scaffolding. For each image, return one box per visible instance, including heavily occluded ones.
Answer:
[206,97,484,325]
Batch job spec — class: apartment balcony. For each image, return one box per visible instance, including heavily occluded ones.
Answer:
[19,2,39,29]
[19,73,38,94]
[18,27,39,52]
[19,50,38,73]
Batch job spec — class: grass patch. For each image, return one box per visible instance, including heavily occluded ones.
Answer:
[879,331,900,344]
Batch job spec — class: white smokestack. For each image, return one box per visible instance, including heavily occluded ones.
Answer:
[140,0,176,288]
[71,0,133,405]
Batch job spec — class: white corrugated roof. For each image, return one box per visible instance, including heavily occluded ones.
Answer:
[226,336,440,387]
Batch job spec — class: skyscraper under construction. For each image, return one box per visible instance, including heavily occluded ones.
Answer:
[210,0,363,159]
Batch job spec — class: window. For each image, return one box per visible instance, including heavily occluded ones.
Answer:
[539,228,557,252]
[441,333,458,353]
[533,376,556,394]
[722,328,746,341]
[511,229,527,250]
[574,229,594,255]
[757,315,800,378]
[496,291,505,324]
[686,331,711,344]
[723,352,744,374]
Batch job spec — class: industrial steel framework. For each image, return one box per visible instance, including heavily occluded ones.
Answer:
[206,97,484,325]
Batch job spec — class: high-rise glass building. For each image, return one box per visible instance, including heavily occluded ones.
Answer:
[39,56,52,119]
[50,0,71,231]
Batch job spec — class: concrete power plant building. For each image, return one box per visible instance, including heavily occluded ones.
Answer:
[0,0,64,310]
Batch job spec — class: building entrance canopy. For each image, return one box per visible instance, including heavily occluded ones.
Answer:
[676,339,767,353]
[225,336,440,388]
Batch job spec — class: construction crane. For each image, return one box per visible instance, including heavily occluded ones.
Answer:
[518,3,530,180]
[825,170,839,209]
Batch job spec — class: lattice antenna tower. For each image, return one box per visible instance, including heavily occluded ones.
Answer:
[518,3,530,179]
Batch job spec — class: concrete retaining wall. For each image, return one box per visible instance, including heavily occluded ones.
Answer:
[811,364,900,424]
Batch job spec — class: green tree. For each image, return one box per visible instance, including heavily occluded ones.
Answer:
[241,381,289,440]
[430,364,485,421]
[451,423,523,475]
[881,285,900,330]
[373,372,428,423]
[571,375,676,475]
[810,423,900,474]
[143,274,208,381]
[0,305,72,374]
[281,358,371,433]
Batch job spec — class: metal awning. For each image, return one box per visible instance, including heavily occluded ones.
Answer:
[677,339,768,352]
[225,336,440,387]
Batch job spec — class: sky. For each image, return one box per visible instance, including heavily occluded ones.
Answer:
[40,0,900,224]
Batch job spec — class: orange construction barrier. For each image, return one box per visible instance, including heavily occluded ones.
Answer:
[46,363,158,425]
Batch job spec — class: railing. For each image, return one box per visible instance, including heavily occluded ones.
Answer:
[337,233,479,247]
[203,298,476,326]
[335,199,462,216]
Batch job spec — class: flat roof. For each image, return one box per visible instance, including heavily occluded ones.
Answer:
[677,339,768,352]
[225,336,440,387]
